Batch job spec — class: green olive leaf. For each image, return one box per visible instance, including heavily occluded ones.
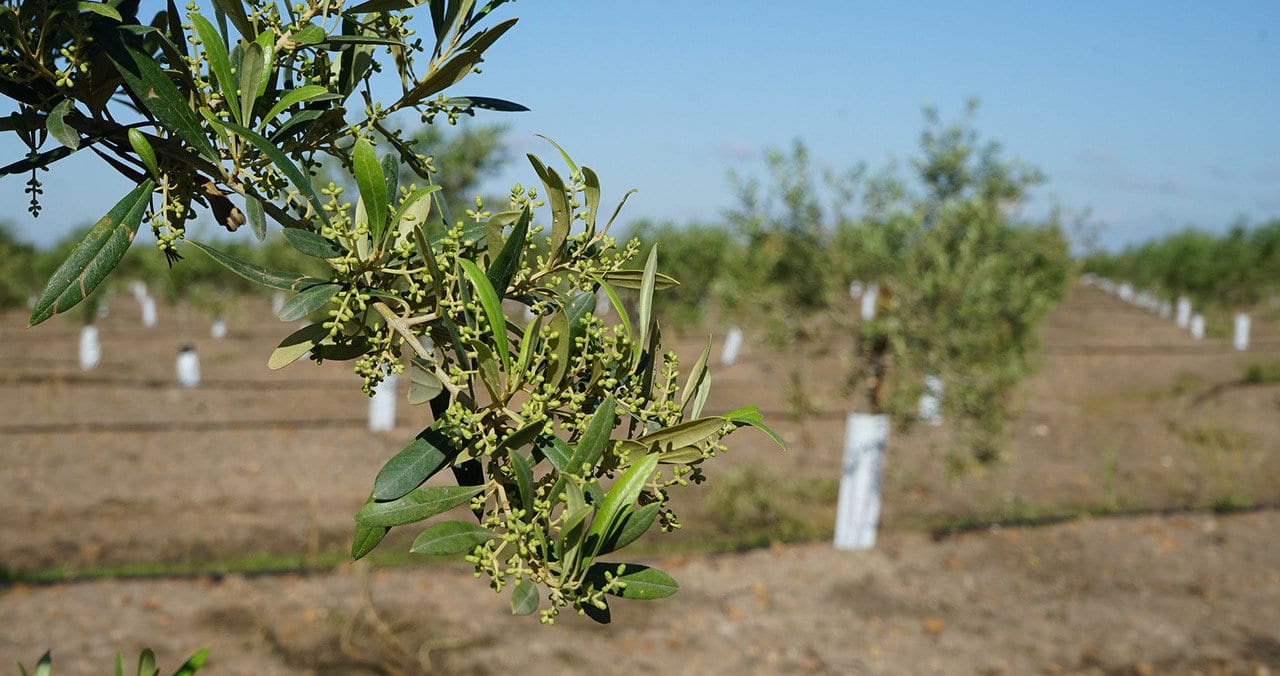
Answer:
[586,453,659,548]
[410,520,496,556]
[509,578,539,615]
[277,282,340,322]
[353,138,389,246]
[355,485,486,528]
[267,322,326,370]
[29,180,154,327]
[372,427,453,500]
[458,258,510,372]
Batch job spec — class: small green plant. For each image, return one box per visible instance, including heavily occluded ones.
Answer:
[1242,359,1280,384]
[17,648,208,676]
[705,465,835,545]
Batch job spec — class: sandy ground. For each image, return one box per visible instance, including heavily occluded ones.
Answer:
[2,282,1279,674]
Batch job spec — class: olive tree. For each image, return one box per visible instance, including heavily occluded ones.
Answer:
[1,0,780,624]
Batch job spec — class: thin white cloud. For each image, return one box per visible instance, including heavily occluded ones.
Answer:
[713,139,756,161]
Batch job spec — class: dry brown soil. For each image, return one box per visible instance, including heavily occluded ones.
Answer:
[2,283,1279,674]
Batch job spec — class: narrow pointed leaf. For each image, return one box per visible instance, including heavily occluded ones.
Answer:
[267,322,325,369]
[46,98,79,149]
[171,649,210,676]
[458,258,510,371]
[277,282,340,321]
[407,358,444,405]
[587,563,679,600]
[190,13,241,124]
[681,337,712,408]
[211,0,254,38]
[510,449,533,511]
[188,240,309,291]
[635,417,725,452]
[527,154,570,256]
[93,28,216,161]
[473,341,505,402]
[245,197,267,241]
[78,2,122,20]
[535,134,579,175]
[238,41,266,124]
[444,96,529,112]
[485,206,530,297]
[566,397,614,477]
[281,228,342,258]
[596,502,660,555]
[539,436,573,474]
[546,309,571,389]
[581,598,611,624]
[355,485,485,527]
[582,165,601,234]
[510,578,539,615]
[411,520,496,555]
[291,23,326,45]
[593,278,632,340]
[29,180,153,326]
[137,649,156,676]
[587,453,659,546]
[373,427,452,500]
[257,85,337,131]
[351,494,389,560]
[634,245,659,367]
[353,138,389,245]
[391,19,516,109]
[600,269,679,290]
[125,130,159,179]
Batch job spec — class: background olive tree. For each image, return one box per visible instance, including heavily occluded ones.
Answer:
[2,0,779,625]
[630,101,1071,466]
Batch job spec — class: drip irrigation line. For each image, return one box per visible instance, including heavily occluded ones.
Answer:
[1041,342,1280,355]
[930,501,1280,540]
[0,372,351,390]
[2,417,374,435]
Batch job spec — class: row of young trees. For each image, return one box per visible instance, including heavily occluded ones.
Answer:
[1083,219,1280,311]
[627,102,1073,465]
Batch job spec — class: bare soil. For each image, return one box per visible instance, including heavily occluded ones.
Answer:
[2,283,1279,674]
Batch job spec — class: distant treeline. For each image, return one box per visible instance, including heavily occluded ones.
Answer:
[0,222,327,317]
[1082,219,1280,310]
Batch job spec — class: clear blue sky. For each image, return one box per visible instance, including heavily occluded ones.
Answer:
[2,1,1277,252]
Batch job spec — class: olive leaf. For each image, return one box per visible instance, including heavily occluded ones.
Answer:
[29,180,154,326]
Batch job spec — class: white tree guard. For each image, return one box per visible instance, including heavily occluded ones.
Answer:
[1234,313,1250,352]
[79,325,100,371]
[918,375,944,425]
[1189,313,1205,340]
[369,372,398,432]
[849,280,864,299]
[720,327,743,367]
[176,347,201,388]
[140,296,157,328]
[1158,301,1172,319]
[834,413,889,551]
[129,281,148,303]
[1175,297,1192,329]
[860,283,879,321]
[211,318,227,339]
[1119,283,1133,302]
